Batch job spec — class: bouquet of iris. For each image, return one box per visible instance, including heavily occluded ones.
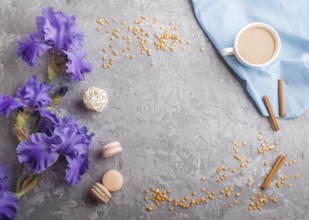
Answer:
[0,7,94,220]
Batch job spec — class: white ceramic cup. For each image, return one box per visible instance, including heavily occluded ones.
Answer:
[221,22,281,67]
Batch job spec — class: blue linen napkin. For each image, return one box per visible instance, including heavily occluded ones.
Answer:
[192,0,309,119]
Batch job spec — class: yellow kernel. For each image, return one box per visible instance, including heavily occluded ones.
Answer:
[151,62,155,66]
[234,200,238,204]
[130,55,134,59]
[232,168,237,173]
[294,174,300,179]
[200,48,205,52]
[184,196,190,201]
[258,136,262,141]
[201,177,206,181]
[103,48,108,52]
[144,197,148,201]
[192,192,197,196]
[146,206,153,212]
[169,207,173,212]
[248,177,252,182]
[106,29,110,33]
[229,203,233,207]
[276,181,281,188]
[235,192,240,197]
[251,197,255,201]
[287,183,292,188]
[240,172,245,176]
[121,21,126,25]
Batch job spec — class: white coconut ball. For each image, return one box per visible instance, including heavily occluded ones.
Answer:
[83,87,108,112]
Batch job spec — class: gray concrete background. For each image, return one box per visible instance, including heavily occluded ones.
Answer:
[0,0,308,219]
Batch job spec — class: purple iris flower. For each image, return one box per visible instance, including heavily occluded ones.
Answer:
[17,7,92,81]
[0,75,53,118]
[17,115,94,186]
[0,165,19,220]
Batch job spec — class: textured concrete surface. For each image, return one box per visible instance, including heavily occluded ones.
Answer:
[0,0,309,220]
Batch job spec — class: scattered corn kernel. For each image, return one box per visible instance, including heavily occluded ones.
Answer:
[294,173,300,179]
[146,205,153,212]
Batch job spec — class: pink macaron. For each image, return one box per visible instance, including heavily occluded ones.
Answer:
[102,141,122,159]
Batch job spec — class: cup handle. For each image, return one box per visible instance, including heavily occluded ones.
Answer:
[221,47,235,56]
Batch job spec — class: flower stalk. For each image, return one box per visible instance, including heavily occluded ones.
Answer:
[15,175,40,199]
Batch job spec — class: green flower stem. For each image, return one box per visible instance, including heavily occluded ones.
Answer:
[15,163,24,192]
[15,114,41,193]
[31,114,41,134]
[15,175,40,199]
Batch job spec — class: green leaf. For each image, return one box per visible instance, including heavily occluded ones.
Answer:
[48,63,57,84]
[16,111,30,129]
[50,96,62,107]
[15,175,40,199]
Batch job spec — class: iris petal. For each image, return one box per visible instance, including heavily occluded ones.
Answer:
[15,75,53,109]
[63,50,92,81]
[37,7,84,51]
[0,95,24,117]
[0,166,9,192]
[0,191,19,220]
[52,116,93,157]
[16,32,51,67]
[65,154,89,186]
[17,133,59,174]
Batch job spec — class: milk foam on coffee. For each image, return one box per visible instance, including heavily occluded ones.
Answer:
[237,27,276,65]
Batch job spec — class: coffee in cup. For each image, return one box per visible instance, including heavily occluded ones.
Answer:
[221,23,281,67]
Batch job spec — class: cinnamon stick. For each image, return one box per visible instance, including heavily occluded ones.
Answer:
[263,96,280,131]
[261,155,286,189]
[278,80,285,117]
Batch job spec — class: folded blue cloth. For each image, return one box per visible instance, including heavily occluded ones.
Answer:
[192,0,309,119]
